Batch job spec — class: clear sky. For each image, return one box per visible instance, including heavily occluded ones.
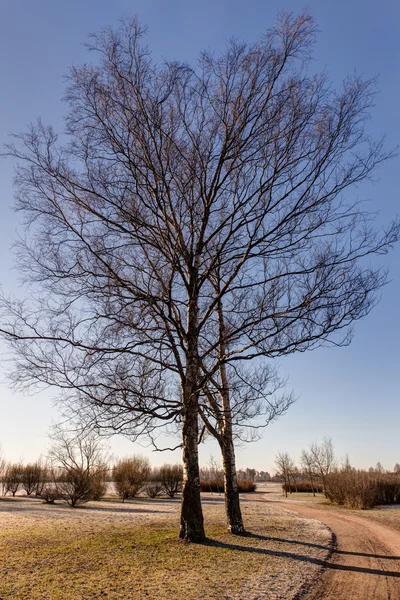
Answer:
[0,0,399,474]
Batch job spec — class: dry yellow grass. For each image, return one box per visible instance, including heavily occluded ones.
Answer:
[353,506,400,532]
[0,495,331,599]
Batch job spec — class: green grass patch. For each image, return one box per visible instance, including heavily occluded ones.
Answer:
[0,520,270,599]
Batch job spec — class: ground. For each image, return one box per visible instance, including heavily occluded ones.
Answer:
[3,486,400,599]
[0,491,330,600]
[263,485,400,599]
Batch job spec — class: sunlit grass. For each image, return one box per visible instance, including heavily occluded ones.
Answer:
[0,497,331,599]
[0,516,272,598]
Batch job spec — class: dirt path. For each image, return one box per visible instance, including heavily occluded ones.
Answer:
[268,500,400,600]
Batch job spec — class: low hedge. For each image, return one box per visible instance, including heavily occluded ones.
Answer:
[200,479,256,493]
[282,481,323,494]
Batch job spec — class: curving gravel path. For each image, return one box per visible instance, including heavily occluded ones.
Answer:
[268,500,400,600]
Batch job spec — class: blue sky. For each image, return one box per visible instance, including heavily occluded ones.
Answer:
[0,0,399,473]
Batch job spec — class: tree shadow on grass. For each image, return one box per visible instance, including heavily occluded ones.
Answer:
[243,532,400,561]
[0,497,172,515]
[204,536,400,578]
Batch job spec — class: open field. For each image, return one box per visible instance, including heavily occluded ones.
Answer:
[265,483,400,532]
[0,493,331,600]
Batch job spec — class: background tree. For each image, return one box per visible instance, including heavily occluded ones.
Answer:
[301,449,317,496]
[159,463,183,498]
[21,461,47,496]
[145,468,164,498]
[49,427,109,507]
[0,447,5,496]
[1,11,398,541]
[309,438,336,497]
[275,451,295,497]
[113,456,150,501]
[3,462,24,497]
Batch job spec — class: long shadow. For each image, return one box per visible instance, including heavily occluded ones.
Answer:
[205,539,400,578]
[244,532,400,561]
[80,504,172,515]
[0,499,171,515]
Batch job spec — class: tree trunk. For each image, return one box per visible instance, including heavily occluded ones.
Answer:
[215,298,245,535]
[310,472,316,496]
[179,283,206,543]
[219,436,245,534]
[179,390,205,542]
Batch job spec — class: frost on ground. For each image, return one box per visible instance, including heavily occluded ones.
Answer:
[0,494,331,599]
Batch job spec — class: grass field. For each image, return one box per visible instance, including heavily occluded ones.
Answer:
[0,494,331,599]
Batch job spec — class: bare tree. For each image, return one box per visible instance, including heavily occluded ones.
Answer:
[3,462,24,497]
[275,451,295,497]
[113,456,150,501]
[394,463,400,474]
[0,446,5,496]
[21,461,47,496]
[49,427,109,507]
[309,438,336,497]
[301,449,317,496]
[1,12,398,541]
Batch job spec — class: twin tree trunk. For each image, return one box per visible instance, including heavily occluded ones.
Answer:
[179,397,205,542]
[179,279,206,543]
[219,434,244,535]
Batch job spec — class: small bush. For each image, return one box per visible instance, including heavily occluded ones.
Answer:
[52,465,107,507]
[238,480,257,493]
[21,462,48,496]
[113,456,150,501]
[200,479,224,493]
[145,481,163,498]
[200,479,256,493]
[89,467,108,500]
[282,481,323,494]
[56,467,95,507]
[37,481,60,504]
[159,464,183,498]
[3,463,24,496]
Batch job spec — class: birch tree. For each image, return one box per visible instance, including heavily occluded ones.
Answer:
[1,12,398,541]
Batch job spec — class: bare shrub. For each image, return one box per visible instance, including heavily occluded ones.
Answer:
[326,470,400,509]
[159,464,183,498]
[237,480,257,493]
[144,467,163,498]
[37,477,60,504]
[275,452,295,498]
[200,479,224,494]
[283,481,323,494]
[200,479,256,493]
[21,462,48,496]
[113,456,150,501]
[55,467,93,507]
[145,482,163,498]
[300,450,318,496]
[90,469,108,501]
[0,448,6,496]
[49,427,110,507]
[4,462,24,496]
[309,438,336,497]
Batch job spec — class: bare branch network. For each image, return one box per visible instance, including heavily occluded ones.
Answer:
[0,11,397,540]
